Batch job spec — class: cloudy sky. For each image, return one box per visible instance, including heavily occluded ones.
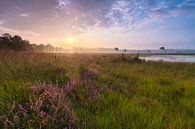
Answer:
[0,0,195,49]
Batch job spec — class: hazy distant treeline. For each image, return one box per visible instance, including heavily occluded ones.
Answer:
[0,33,57,53]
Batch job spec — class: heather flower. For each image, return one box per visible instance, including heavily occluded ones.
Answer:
[40,111,47,118]
[80,67,102,101]
[2,82,77,129]
[18,104,27,116]
[64,80,76,93]
[88,85,100,100]
[80,67,98,81]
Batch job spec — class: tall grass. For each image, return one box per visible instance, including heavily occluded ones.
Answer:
[0,53,194,129]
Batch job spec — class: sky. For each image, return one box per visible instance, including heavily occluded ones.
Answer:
[0,0,195,49]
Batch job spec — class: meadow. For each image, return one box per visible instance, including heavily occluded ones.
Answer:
[0,53,194,129]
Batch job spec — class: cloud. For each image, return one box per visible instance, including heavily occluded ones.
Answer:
[0,26,40,37]
[20,13,29,17]
[105,0,132,26]
[103,0,195,30]
[56,0,70,9]
[0,19,6,25]
[1,0,194,35]
[105,0,156,30]
[178,0,195,7]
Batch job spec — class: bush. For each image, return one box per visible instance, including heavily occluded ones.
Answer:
[1,82,77,129]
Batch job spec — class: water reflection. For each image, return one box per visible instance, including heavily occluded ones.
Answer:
[140,55,195,62]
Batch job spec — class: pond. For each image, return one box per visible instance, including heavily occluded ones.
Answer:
[140,55,195,63]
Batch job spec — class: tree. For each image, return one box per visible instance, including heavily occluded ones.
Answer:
[136,50,140,59]
[122,49,127,60]
[0,33,33,51]
[0,33,12,50]
[23,40,33,51]
[160,47,165,50]
[114,47,119,51]
[0,33,55,52]
[2,33,11,40]
[11,35,24,50]
[160,47,166,54]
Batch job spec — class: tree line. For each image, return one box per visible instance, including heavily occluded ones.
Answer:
[0,33,55,52]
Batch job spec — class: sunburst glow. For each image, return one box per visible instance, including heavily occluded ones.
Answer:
[0,0,194,49]
[65,37,75,44]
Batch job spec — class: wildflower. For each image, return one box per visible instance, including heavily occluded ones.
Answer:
[2,83,77,128]
[80,67,98,81]
[88,85,100,100]
[40,111,47,118]
[64,80,76,93]
[18,104,27,116]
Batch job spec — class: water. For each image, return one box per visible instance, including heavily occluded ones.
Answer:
[140,55,195,63]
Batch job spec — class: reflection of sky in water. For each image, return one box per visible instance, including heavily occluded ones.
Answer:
[141,55,195,62]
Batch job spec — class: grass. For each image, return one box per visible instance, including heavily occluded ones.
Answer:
[0,53,194,129]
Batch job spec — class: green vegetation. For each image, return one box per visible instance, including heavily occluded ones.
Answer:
[0,33,55,53]
[0,53,194,129]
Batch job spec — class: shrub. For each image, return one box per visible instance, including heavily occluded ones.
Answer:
[1,81,77,129]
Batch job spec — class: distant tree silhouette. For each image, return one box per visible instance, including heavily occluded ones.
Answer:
[0,33,62,53]
[0,33,33,51]
[160,47,165,50]
[31,43,55,53]
[122,49,127,60]
[114,47,119,51]
[2,33,12,40]
[11,35,23,50]
[0,33,11,49]
[160,47,166,54]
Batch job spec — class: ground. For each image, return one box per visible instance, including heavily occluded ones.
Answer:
[0,53,194,129]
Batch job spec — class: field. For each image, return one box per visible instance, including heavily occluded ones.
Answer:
[0,53,195,129]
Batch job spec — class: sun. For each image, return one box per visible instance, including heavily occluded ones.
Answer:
[65,37,75,44]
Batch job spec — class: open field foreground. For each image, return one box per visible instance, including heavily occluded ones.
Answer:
[0,53,195,129]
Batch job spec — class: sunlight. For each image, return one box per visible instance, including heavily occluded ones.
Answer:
[1,0,195,128]
[65,37,75,44]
